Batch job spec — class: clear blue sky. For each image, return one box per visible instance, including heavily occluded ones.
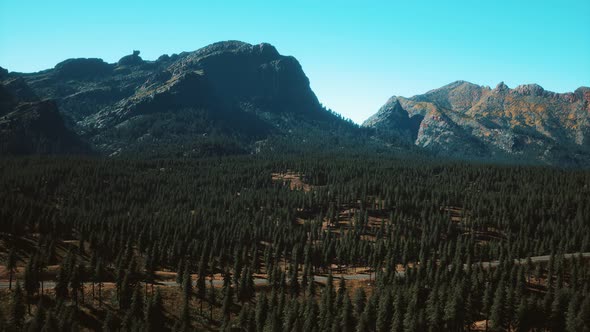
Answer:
[1,0,589,123]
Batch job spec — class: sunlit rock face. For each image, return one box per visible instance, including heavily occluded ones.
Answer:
[363,81,590,166]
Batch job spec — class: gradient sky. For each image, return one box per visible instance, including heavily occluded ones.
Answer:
[1,1,589,123]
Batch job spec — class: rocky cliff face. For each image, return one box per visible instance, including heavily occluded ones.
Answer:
[363,81,590,165]
[11,41,339,156]
[0,74,90,155]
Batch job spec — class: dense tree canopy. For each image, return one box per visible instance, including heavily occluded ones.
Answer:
[0,152,589,330]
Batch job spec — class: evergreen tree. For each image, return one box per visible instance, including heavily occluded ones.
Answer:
[255,293,268,332]
[489,280,506,332]
[303,297,319,332]
[576,296,590,331]
[341,293,355,332]
[181,263,192,302]
[146,289,166,332]
[376,291,393,332]
[426,287,441,330]
[9,281,26,329]
[29,299,46,332]
[196,257,207,314]
[289,261,300,298]
[176,260,184,286]
[69,263,82,307]
[0,306,5,331]
[238,266,255,304]
[208,278,217,321]
[41,310,59,332]
[515,298,530,332]
[180,297,191,331]
[7,247,17,290]
[352,287,366,321]
[221,269,234,322]
[103,311,115,332]
[23,257,39,313]
[239,304,252,330]
[128,284,145,321]
[95,259,105,307]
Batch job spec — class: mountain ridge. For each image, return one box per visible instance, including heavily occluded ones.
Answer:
[5,41,359,157]
[0,75,91,155]
[2,43,589,165]
[363,80,590,166]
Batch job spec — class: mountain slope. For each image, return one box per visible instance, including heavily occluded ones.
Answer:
[0,68,91,155]
[363,81,590,166]
[13,41,358,156]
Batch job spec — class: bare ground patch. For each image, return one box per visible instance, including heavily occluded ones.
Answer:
[271,171,313,192]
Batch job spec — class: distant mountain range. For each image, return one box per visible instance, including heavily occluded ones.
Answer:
[363,81,590,166]
[1,41,589,166]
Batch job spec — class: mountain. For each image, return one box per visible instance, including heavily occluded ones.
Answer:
[9,41,358,157]
[363,81,590,166]
[0,69,90,155]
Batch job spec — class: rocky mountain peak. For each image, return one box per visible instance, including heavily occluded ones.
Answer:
[493,81,509,92]
[54,58,112,79]
[364,81,590,166]
[513,83,546,96]
[117,50,144,66]
[186,41,280,63]
[412,80,486,112]
[0,66,8,79]
[8,41,336,156]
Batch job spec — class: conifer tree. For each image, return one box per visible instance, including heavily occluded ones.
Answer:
[489,280,506,332]
[238,266,255,304]
[181,263,192,302]
[69,263,82,307]
[303,296,318,332]
[376,291,393,332]
[196,257,207,313]
[146,289,165,332]
[29,299,46,332]
[576,296,590,331]
[255,293,268,332]
[103,310,115,332]
[7,247,17,290]
[222,269,234,322]
[95,259,105,307]
[23,257,39,313]
[341,293,355,332]
[0,306,5,331]
[128,284,144,321]
[352,287,366,320]
[41,310,59,332]
[208,278,217,321]
[9,281,26,329]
